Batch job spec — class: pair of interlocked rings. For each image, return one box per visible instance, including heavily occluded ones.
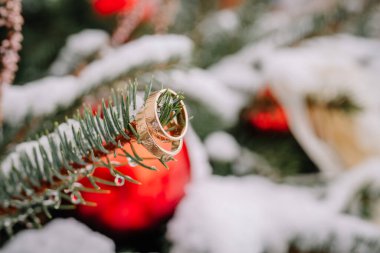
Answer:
[136,89,188,161]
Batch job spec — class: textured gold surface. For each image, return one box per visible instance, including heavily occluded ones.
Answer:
[136,89,187,160]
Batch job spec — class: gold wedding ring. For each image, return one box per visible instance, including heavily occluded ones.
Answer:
[136,89,188,160]
[145,89,188,142]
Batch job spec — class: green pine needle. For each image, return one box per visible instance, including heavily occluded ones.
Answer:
[0,81,185,234]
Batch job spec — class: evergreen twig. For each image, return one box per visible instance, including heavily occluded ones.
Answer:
[0,82,185,236]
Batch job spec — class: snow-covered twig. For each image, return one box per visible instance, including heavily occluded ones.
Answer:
[3,34,193,126]
[168,175,380,253]
[1,218,115,253]
[325,158,380,213]
[49,29,110,76]
[264,34,380,177]
[184,126,212,181]
[0,84,185,234]
[153,68,247,126]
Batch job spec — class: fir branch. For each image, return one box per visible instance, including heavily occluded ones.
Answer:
[0,82,185,236]
[1,35,193,158]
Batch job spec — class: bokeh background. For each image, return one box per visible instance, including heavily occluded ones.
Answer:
[2,0,380,252]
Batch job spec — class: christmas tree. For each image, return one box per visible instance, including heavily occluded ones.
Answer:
[2,0,380,252]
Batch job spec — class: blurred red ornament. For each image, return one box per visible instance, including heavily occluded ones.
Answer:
[219,0,245,9]
[92,0,131,15]
[77,141,191,231]
[92,0,156,20]
[248,87,289,132]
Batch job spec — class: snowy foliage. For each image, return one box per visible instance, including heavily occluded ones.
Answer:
[197,10,239,41]
[168,174,380,253]
[3,77,78,125]
[204,131,240,163]
[154,69,248,126]
[253,0,366,42]
[208,44,272,93]
[184,126,212,181]
[204,33,380,177]
[263,34,380,176]
[1,96,144,176]
[3,35,193,126]
[325,158,380,213]
[49,29,110,76]
[1,219,115,253]
[79,34,193,90]
[265,34,380,106]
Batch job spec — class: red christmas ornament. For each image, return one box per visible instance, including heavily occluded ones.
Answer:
[92,0,133,15]
[248,87,289,132]
[77,141,191,231]
[92,0,156,20]
[219,0,245,9]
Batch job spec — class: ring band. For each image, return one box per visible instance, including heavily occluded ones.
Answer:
[144,89,188,142]
[136,110,183,160]
[136,89,187,160]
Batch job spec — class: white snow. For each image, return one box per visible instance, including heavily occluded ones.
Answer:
[167,107,380,253]
[325,158,380,213]
[232,148,276,177]
[168,175,380,253]
[49,29,110,76]
[1,218,115,253]
[204,131,240,163]
[262,34,380,176]
[208,43,272,93]
[203,131,276,176]
[154,69,248,126]
[197,10,239,41]
[169,126,380,253]
[1,119,79,176]
[299,34,380,77]
[1,97,144,176]
[78,35,193,90]
[265,47,378,108]
[3,34,193,126]
[207,34,380,178]
[3,77,79,125]
[184,126,212,181]
[252,0,360,42]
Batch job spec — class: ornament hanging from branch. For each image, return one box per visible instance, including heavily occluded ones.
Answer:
[247,86,289,133]
[0,82,189,235]
[219,0,245,9]
[77,141,191,231]
[76,89,191,231]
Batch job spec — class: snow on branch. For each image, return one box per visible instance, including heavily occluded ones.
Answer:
[153,68,247,126]
[325,158,380,213]
[0,83,184,234]
[208,44,273,93]
[3,34,193,126]
[168,175,380,253]
[196,10,240,42]
[49,29,110,76]
[250,0,369,46]
[262,34,380,177]
[1,218,115,253]
[78,34,193,90]
[3,77,79,125]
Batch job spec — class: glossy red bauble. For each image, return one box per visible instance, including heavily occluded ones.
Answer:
[92,0,132,15]
[219,0,245,9]
[248,87,289,133]
[77,141,191,231]
[92,0,156,20]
